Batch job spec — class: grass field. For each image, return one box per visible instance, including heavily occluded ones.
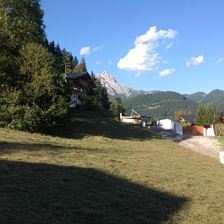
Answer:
[1,111,224,224]
[217,136,224,144]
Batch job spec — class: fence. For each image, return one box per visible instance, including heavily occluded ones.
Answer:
[183,125,215,136]
[214,123,224,136]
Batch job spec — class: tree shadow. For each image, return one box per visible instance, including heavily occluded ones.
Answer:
[47,115,161,141]
[150,126,193,143]
[0,141,102,155]
[0,160,187,224]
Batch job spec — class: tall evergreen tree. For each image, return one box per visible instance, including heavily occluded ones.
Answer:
[3,43,69,131]
[0,0,45,50]
[48,41,56,55]
[62,49,78,74]
[0,1,69,131]
[92,78,111,109]
[110,97,125,118]
[73,57,87,73]
[0,0,45,88]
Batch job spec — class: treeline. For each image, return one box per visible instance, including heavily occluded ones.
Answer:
[123,91,197,120]
[0,0,111,132]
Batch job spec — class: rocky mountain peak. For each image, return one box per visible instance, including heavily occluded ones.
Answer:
[95,71,139,97]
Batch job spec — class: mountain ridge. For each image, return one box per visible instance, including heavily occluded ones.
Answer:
[122,91,197,119]
[96,71,224,115]
[184,89,224,111]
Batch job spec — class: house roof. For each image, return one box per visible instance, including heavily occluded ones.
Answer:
[67,72,95,88]
[67,72,90,80]
[180,115,196,124]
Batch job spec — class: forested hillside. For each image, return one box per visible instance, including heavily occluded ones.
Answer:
[184,92,206,102]
[123,91,197,120]
[185,89,224,112]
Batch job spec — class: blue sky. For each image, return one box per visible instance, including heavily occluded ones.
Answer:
[41,0,224,94]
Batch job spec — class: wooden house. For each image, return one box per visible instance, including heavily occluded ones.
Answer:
[67,72,95,108]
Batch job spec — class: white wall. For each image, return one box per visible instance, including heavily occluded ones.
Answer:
[173,121,183,135]
[157,119,183,135]
[157,119,174,130]
[204,125,215,136]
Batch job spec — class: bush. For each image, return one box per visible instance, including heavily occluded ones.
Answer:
[180,120,189,127]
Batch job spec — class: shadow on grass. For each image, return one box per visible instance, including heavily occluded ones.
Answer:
[150,126,193,143]
[0,160,187,224]
[0,141,101,155]
[47,112,161,141]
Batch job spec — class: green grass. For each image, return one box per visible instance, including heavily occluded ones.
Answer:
[217,136,224,144]
[1,111,224,224]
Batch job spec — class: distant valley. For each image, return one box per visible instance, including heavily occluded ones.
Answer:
[97,71,224,119]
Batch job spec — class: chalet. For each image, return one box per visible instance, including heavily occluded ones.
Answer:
[119,109,147,126]
[67,72,95,108]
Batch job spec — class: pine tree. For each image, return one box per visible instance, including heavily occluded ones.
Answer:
[92,78,111,109]
[3,43,69,131]
[62,49,77,74]
[0,0,45,88]
[0,0,45,50]
[110,97,125,118]
[73,57,87,73]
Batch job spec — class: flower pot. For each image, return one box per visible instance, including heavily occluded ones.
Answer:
[219,151,224,164]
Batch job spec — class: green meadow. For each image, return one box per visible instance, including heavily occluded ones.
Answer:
[0,112,224,224]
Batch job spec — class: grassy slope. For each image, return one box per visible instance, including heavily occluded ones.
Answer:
[0,111,224,224]
[218,136,224,144]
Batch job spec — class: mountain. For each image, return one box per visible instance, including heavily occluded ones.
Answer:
[96,71,147,97]
[123,91,197,120]
[184,89,224,111]
[96,72,224,118]
[184,92,206,102]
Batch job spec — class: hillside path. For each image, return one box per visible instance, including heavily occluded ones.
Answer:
[151,127,224,159]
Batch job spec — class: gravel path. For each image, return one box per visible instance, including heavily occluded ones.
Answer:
[178,136,222,159]
[151,127,224,159]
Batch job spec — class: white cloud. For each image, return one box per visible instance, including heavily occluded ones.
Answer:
[217,57,224,63]
[160,68,175,77]
[186,55,204,68]
[108,60,113,65]
[117,26,177,73]
[96,61,101,65]
[135,26,177,44]
[80,46,99,56]
[80,46,91,56]
[118,42,160,71]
